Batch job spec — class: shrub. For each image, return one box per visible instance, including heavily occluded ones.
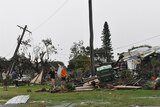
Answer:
[65,82,75,91]
[143,81,156,90]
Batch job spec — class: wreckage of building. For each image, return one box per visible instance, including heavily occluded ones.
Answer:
[118,45,160,79]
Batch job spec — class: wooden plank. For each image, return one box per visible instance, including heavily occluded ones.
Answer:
[113,85,142,89]
[76,86,93,90]
[83,79,99,87]
[75,88,94,91]
[75,85,94,91]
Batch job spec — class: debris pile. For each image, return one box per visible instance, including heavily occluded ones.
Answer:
[93,45,160,90]
[28,45,160,92]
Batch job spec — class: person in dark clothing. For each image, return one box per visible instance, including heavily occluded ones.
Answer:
[49,66,56,90]
[12,70,19,87]
[2,69,8,91]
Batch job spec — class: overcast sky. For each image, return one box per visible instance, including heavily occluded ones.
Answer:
[0,0,160,65]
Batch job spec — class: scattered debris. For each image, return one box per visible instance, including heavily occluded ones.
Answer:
[113,85,142,90]
[5,95,29,105]
[30,70,44,84]
[26,89,32,92]
[35,88,48,92]
[75,86,94,91]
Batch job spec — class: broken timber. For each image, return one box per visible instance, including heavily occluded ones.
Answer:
[75,79,99,91]
[75,86,94,91]
[113,85,142,90]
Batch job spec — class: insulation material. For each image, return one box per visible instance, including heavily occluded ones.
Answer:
[57,64,63,78]
[30,70,43,84]
[127,60,137,70]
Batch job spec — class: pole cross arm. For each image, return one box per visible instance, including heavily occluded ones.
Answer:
[9,25,31,75]
[17,25,32,34]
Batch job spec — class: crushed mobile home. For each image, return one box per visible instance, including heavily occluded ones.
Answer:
[118,45,160,79]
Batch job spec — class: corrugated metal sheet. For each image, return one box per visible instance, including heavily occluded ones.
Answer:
[5,95,29,105]
[120,46,160,70]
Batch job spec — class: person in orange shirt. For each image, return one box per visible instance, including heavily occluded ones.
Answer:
[61,66,68,91]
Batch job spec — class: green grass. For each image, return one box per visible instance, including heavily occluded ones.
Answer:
[1,85,160,107]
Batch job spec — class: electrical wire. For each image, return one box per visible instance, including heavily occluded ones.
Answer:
[4,42,17,58]
[114,34,160,50]
[33,0,70,32]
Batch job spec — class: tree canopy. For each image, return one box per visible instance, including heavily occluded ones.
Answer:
[101,21,114,62]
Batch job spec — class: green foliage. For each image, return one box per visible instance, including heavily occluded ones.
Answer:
[69,41,90,72]
[155,78,160,90]
[94,48,104,63]
[101,22,114,62]
[68,55,90,72]
[151,55,160,67]
[69,40,89,59]
[65,82,75,91]
[143,81,156,90]
[0,57,10,70]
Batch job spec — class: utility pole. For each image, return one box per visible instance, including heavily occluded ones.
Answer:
[88,0,95,76]
[9,25,31,74]
[13,25,31,57]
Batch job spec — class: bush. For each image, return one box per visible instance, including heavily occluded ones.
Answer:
[143,81,156,90]
[65,82,75,91]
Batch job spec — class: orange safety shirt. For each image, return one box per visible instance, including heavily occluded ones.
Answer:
[61,67,67,78]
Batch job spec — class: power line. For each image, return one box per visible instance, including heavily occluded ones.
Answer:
[114,34,160,50]
[5,25,32,58]
[4,42,17,58]
[33,0,70,32]
[2,0,69,59]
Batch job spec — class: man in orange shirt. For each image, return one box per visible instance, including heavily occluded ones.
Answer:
[61,66,68,91]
